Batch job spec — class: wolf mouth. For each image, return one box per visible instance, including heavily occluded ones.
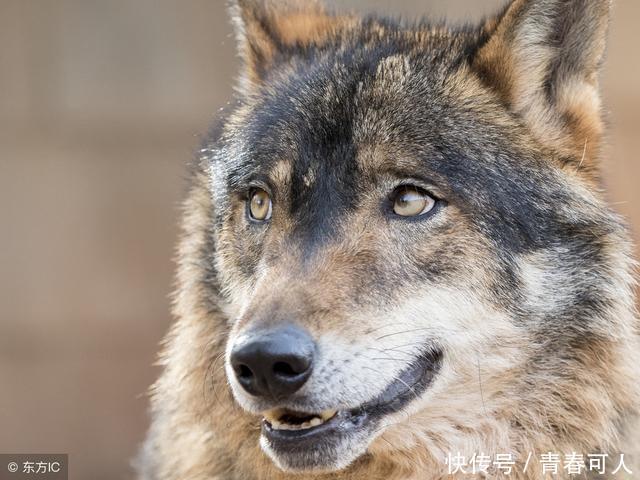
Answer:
[263,408,339,431]
[260,349,442,469]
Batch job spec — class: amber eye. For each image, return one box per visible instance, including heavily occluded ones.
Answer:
[248,188,272,222]
[392,186,436,217]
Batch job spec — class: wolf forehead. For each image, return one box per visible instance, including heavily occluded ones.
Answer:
[211,21,609,257]
[225,26,499,175]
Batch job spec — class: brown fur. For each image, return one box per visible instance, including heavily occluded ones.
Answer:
[473,0,610,178]
[231,0,353,92]
[137,1,640,479]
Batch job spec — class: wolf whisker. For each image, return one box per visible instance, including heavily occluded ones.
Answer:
[365,356,413,362]
[362,322,412,336]
[476,355,488,417]
[361,366,421,405]
[374,327,434,341]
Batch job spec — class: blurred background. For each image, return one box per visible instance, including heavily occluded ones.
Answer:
[0,1,637,479]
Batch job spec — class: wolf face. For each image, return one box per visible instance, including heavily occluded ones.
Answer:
[139,1,640,479]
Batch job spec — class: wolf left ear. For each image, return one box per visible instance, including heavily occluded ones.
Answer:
[230,0,340,92]
[473,0,611,174]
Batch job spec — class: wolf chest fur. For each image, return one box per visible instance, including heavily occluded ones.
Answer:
[137,1,640,479]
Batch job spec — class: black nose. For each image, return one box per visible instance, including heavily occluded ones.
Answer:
[230,324,315,398]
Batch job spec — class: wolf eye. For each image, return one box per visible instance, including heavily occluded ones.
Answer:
[391,186,436,217]
[248,188,272,222]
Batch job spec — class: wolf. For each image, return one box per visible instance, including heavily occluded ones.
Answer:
[136,0,640,479]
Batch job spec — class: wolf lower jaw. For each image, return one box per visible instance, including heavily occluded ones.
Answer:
[235,349,444,473]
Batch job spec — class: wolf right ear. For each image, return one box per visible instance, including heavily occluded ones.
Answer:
[229,0,341,93]
[473,0,611,175]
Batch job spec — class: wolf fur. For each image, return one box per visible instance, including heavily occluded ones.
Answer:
[137,0,640,478]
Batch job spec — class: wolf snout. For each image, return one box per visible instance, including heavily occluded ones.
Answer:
[230,324,315,398]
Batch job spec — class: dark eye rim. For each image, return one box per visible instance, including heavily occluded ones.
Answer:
[246,187,273,223]
[386,184,443,221]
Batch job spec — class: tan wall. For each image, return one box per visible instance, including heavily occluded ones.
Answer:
[0,1,638,479]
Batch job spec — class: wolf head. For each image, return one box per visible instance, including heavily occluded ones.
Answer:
[140,0,640,478]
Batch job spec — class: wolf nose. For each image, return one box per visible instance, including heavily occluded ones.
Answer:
[230,324,315,398]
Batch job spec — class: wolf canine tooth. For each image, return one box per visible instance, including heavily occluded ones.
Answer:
[309,417,322,427]
[320,409,337,420]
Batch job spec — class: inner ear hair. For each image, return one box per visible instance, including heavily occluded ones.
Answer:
[229,0,344,92]
[473,0,611,177]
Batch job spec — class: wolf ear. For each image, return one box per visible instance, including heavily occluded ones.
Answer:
[473,0,611,173]
[230,0,338,92]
